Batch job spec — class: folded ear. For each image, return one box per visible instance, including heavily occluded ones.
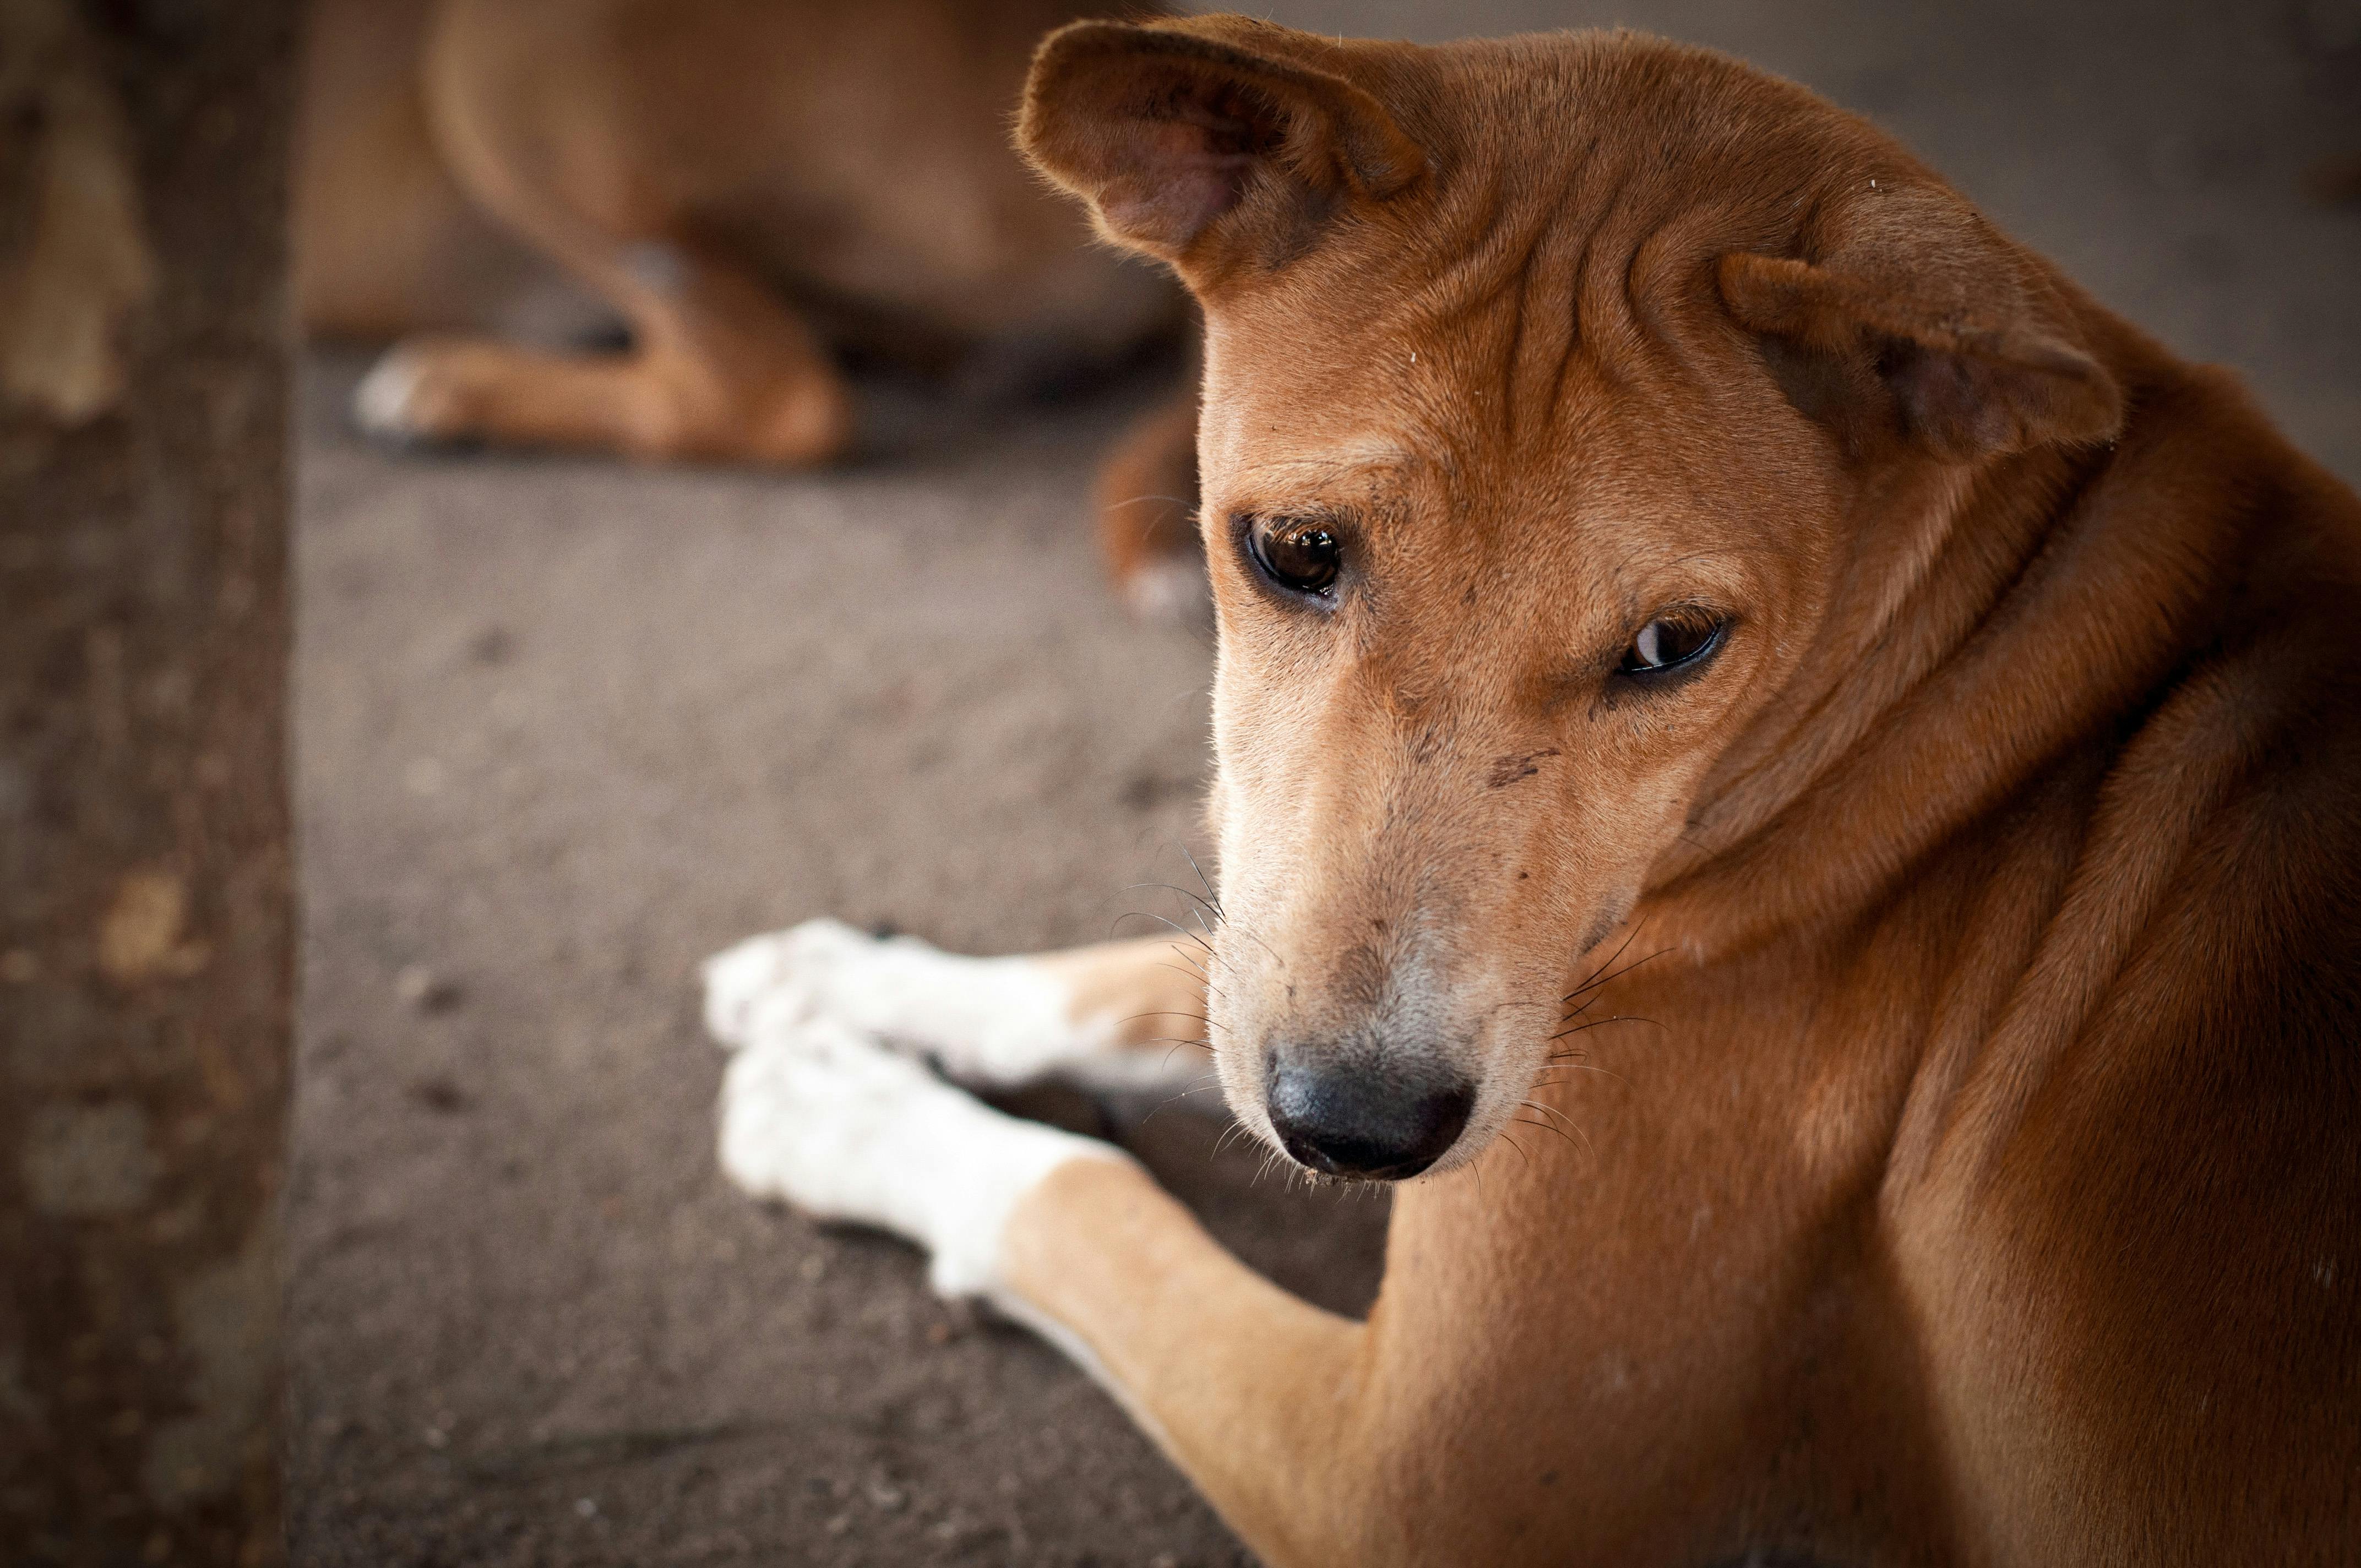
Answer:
[1718,247,2124,463]
[1017,17,1428,280]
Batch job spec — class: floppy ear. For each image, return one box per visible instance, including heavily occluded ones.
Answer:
[1718,247,2125,463]
[1016,18,1427,278]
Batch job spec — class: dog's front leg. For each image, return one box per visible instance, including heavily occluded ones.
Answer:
[998,1155,1372,1566]
[716,1017,1370,1567]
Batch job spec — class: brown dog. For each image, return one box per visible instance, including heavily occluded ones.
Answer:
[295,0,1206,614]
[704,15,2361,1564]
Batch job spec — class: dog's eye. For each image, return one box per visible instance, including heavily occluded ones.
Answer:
[1245,516,1342,596]
[1618,612,1726,675]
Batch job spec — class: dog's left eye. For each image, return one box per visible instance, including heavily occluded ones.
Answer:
[1619,612,1727,675]
[1244,516,1342,596]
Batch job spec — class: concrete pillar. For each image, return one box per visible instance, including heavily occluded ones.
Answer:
[0,1,297,1562]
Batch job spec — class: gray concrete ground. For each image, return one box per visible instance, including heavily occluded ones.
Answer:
[284,4,2360,1564]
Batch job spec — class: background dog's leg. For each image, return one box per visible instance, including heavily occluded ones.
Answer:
[705,923,1211,1092]
[715,1020,1367,1568]
[347,3,852,465]
[1092,386,1203,620]
[352,236,853,466]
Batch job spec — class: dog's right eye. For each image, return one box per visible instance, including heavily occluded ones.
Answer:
[1617,609,1728,677]
[1243,515,1342,597]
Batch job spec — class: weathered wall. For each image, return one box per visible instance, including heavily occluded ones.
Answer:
[0,1,297,1562]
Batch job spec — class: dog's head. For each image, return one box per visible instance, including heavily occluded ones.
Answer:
[1021,18,2122,1179]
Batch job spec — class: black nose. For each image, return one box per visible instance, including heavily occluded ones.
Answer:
[1265,1059,1475,1180]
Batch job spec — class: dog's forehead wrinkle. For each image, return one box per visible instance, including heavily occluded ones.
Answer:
[1210,436,1421,522]
[1228,439,1416,488]
[1417,196,1673,442]
[1385,88,1753,327]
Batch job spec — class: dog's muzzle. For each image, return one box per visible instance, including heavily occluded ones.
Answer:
[1265,1055,1475,1180]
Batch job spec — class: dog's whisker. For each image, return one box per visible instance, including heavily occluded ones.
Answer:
[1154,961,1224,1001]
[1149,851,1287,973]
[1563,922,1645,1003]
[1530,1059,1630,1087]
[1560,924,1677,1008]
[1176,843,1225,922]
[1120,875,1222,922]
[1517,1097,1579,1130]
[1211,1120,1256,1161]
[1138,1078,1230,1126]
[1144,1076,1223,1099]
[1562,944,1675,1008]
[1547,1014,1663,1048]
[1248,1145,1290,1189]
[1121,880,1228,939]
[1155,943,1210,979]
[1114,909,1218,957]
[1558,993,1603,1026]
[1517,1101,1595,1159]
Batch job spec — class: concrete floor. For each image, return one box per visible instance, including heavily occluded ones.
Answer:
[283,4,2360,1564]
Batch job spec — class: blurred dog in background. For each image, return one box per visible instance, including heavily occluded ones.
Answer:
[295,0,1206,616]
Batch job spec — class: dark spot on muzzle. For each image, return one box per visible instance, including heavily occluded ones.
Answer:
[1265,1055,1475,1180]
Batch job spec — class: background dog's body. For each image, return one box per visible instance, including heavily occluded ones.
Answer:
[298,0,1175,370]
[711,15,2361,1563]
[296,0,1202,605]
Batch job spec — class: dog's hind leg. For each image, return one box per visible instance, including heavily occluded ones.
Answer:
[716,1017,1370,1567]
[351,231,853,466]
[703,922,1211,1092]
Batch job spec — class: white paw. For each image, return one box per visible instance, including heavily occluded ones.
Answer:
[352,345,432,439]
[718,1017,1123,1297]
[700,918,1101,1086]
[700,919,854,1049]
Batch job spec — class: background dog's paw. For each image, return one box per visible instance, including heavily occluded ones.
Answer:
[715,1017,1127,1298]
[351,341,482,450]
[351,344,436,442]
